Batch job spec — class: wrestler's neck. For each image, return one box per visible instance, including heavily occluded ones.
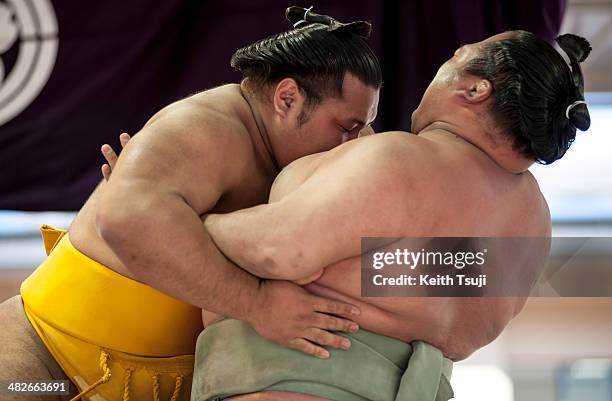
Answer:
[238,81,281,176]
[417,112,534,175]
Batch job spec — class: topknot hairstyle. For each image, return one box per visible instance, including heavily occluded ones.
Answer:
[464,31,592,164]
[231,6,382,107]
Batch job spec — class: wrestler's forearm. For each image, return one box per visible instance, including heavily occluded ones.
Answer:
[97,193,262,321]
[203,208,272,276]
[204,207,313,280]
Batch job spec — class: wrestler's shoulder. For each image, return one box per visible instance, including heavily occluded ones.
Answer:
[143,84,251,144]
[359,131,432,151]
[348,131,433,168]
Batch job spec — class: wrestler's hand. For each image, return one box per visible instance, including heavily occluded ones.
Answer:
[100,133,131,180]
[247,280,360,359]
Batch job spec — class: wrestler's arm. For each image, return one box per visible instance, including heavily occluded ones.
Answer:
[97,107,263,317]
[96,107,361,358]
[205,133,424,280]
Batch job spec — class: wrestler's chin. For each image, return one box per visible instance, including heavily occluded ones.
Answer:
[226,391,330,401]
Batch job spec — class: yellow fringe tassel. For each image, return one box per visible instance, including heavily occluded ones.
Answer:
[122,368,133,401]
[69,350,112,401]
[169,375,183,401]
[67,350,184,401]
[151,373,161,401]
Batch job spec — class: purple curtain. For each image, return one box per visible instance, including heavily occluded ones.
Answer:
[0,0,566,210]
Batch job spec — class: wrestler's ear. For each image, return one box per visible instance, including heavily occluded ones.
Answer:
[455,78,492,104]
[272,78,305,119]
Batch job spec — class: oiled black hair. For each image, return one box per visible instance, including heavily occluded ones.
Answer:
[464,31,592,164]
[231,6,382,107]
